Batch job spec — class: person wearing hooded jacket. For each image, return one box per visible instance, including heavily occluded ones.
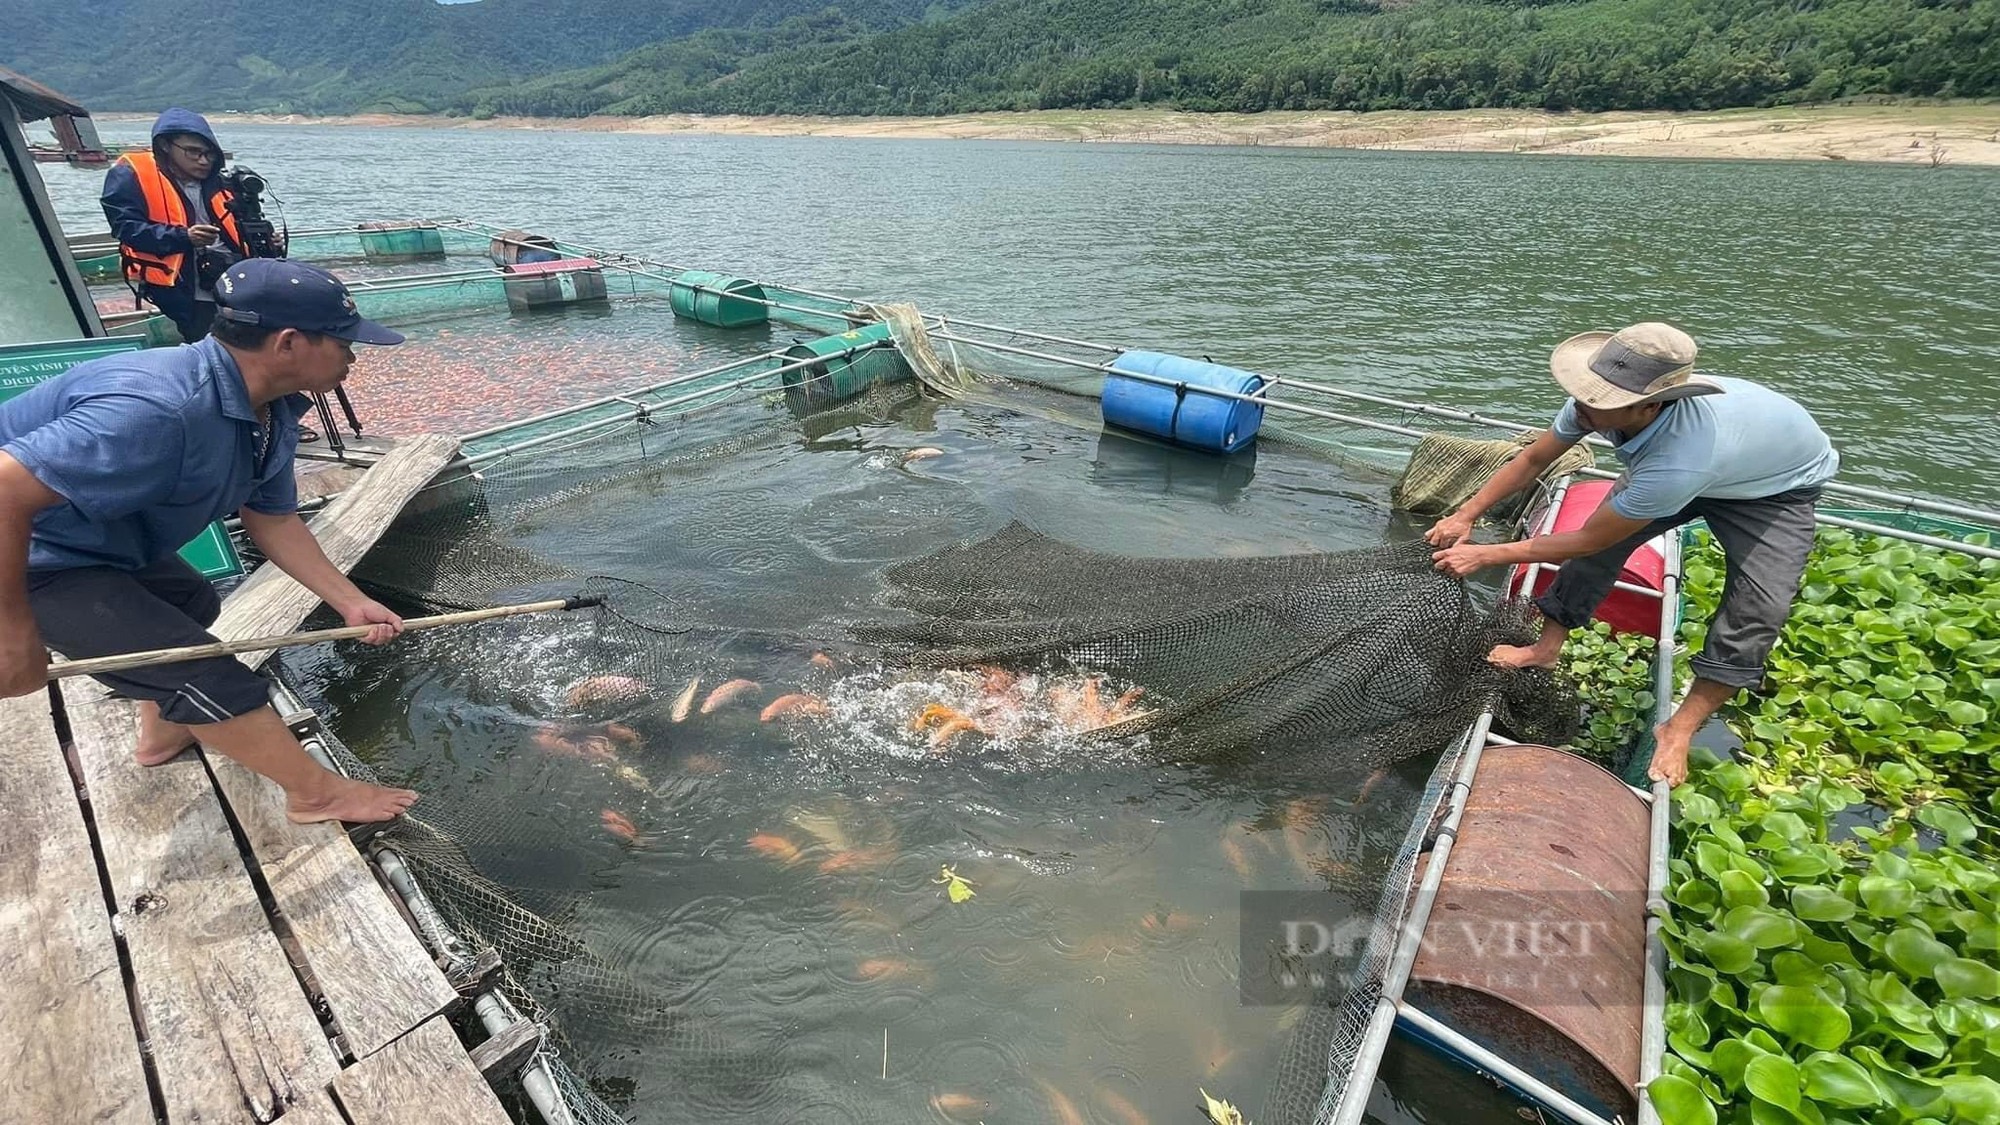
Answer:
[100,108,247,344]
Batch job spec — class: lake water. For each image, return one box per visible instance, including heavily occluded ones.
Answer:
[32,123,2000,1125]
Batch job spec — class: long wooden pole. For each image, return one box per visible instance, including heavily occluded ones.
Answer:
[48,595,602,680]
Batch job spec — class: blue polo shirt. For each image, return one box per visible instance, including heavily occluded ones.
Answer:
[1552,375,1840,520]
[1,338,305,571]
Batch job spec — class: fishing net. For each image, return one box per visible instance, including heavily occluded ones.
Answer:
[1390,431,1597,521]
[294,313,1591,1125]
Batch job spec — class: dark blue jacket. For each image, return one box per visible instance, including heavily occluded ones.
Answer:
[100,109,242,313]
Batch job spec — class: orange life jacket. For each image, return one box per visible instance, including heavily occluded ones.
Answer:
[114,151,240,288]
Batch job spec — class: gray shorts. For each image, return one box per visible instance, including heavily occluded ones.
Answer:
[28,555,273,724]
[1535,486,1822,689]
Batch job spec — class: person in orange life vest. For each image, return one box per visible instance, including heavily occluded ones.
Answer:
[100,109,246,344]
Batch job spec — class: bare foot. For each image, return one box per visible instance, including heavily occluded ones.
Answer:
[1488,642,1561,669]
[135,702,198,765]
[135,734,197,766]
[1648,723,1691,787]
[286,777,419,825]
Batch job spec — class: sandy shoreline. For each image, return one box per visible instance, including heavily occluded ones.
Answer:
[105,104,2000,166]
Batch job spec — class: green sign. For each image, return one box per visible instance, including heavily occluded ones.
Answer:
[0,336,244,579]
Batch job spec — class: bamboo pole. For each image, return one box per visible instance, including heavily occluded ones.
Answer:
[49,595,602,679]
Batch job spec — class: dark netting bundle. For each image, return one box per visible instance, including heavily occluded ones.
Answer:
[860,521,1577,764]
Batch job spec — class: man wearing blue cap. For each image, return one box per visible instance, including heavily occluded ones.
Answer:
[0,259,417,824]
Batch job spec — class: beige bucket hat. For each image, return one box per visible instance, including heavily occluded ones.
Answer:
[1549,322,1723,409]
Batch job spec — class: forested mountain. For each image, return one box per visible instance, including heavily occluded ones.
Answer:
[4,0,978,113]
[9,0,1995,118]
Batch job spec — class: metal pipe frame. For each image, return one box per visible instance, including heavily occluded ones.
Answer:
[1635,532,1682,1125]
[1329,708,1495,1125]
[434,215,2000,530]
[461,339,898,467]
[1395,1001,1619,1125]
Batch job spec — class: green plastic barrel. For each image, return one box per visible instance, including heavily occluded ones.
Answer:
[357,224,446,262]
[669,270,769,328]
[781,323,911,409]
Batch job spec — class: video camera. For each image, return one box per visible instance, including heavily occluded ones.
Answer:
[218,165,282,259]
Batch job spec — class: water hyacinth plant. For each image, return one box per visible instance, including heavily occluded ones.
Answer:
[1651,761,2000,1124]
[1680,526,2000,834]
[1652,524,2000,1123]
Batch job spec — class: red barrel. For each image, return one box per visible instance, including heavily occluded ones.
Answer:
[1507,479,1667,637]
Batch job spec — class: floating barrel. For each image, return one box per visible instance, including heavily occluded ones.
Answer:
[781,323,911,410]
[1101,350,1264,454]
[1508,479,1668,636]
[491,229,562,267]
[669,270,769,328]
[356,221,445,262]
[1405,743,1648,1123]
[501,258,610,313]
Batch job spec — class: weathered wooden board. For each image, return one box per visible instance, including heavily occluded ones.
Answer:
[276,1086,350,1125]
[213,432,461,666]
[330,1017,511,1125]
[203,434,464,1058]
[0,691,153,1125]
[62,683,337,1122]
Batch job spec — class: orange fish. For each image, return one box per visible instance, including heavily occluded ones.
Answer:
[976,665,1016,694]
[747,833,803,865]
[1096,1087,1151,1125]
[902,447,945,461]
[760,693,830,722]
[564,674,647,709]
[810,652,837,670]
[854,957,919,981]
[531,725,577,756]
[1221,835,1253,881]
[1140,909,1202,935]
[1035,1079,1089,1125]
[930,1092,988,1119]
[911,703,967,732]
[700,678,760,714]
[600,722,643,749]
[601,809,639,843]
[669,677,700,722]
[930,717,982,749]
[817,846,895,875]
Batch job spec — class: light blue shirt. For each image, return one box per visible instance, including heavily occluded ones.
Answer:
[1,338,304,571]
[1551,375,1839,520]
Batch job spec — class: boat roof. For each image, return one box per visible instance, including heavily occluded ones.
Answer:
[0,65,90,123]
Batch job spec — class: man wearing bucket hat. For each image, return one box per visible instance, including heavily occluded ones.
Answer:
[0,259,419,824]
[1428,322,1839,787]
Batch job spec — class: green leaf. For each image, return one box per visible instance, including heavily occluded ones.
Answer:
[1758,984,1851,1049]
[1935,623,1974,650]
[1936,957,2000,1000]
[1647,1074,1718,1125]
[1800,1052,1882,1108]
[1695,928,1758,974]
[1945,700,1989,726]
[1860,697,1904,727]
[1941,1075,2000,1123]
[1876,675,1916,700]
[1916,803,1978,847]
[1720,869,1771,910]
[1712,1036,1770,1090]
[1745,1054,1803,1111]
[1791,885,1857,923]
[1859,876,1916,918]
[1884,927,1955,977]
[1726,906,1804,950]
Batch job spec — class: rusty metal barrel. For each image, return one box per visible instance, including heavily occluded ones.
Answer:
[1406,743,1649,1120]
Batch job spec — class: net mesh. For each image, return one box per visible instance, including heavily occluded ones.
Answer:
[301,320,1584,1125]
[1391,431,1597,522]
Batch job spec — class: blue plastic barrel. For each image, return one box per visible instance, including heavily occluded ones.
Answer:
[1100,350,1265,453]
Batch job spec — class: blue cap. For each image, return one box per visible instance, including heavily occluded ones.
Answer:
[215,259,404,345]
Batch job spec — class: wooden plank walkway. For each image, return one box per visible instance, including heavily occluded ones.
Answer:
[3,434,512,1124]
